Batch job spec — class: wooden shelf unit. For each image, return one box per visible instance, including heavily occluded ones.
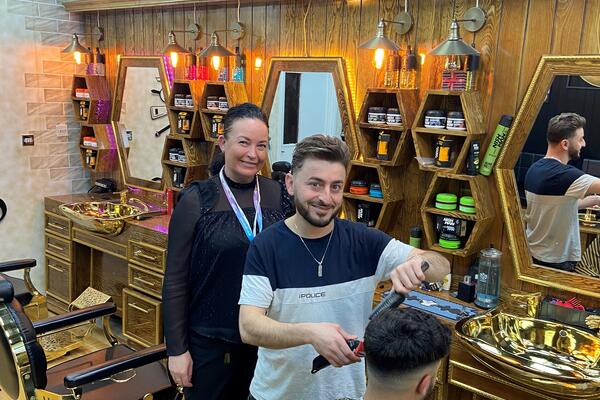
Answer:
[160,133,214,189]
[411,90,485,175]
[199,81,249,142]
[166,80,204,140]
[356,88,419,167]
[420,172,494,256]
[71,75,111,125]
[77,124,118,172]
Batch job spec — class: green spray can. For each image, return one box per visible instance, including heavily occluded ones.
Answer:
[480,115,513,176]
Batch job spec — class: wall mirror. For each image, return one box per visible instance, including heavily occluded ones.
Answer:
[112,56,171,191]
[496,55,600,298]
[261,57,357,164]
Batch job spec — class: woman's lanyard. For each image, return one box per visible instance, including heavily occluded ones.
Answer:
[219,168,263,241]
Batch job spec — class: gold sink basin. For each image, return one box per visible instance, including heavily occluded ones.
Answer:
[59,201,144,236]
[456,308,600,398]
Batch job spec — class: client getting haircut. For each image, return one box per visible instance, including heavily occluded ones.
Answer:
[547,112,586,143]
[364,308,451,394]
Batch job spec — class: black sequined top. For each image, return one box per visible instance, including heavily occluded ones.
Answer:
[163,173,292,356]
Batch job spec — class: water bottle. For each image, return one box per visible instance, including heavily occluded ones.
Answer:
[475,245,502,309]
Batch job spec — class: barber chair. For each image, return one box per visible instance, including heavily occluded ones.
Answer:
[0,280,174,400]
[0,259,47,320]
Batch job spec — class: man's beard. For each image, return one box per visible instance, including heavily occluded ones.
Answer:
[568,145,580,161]
[294,197,340,228]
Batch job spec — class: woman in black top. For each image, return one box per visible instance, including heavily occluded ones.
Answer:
[163,103,292,399]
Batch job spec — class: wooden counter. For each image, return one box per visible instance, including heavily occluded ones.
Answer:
[44,194,169,348]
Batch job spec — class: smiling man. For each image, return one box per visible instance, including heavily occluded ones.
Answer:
[238,135,450,400]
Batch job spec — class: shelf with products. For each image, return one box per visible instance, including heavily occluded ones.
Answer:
[161,134,215,190]
[71,75,111,125]
[198,81,248,142]
[356,88,419,167]
[77,124,118,172]
[341,160,403,231]
[166,80,204,140]
[420,172,494,257]
[412,90,485,175]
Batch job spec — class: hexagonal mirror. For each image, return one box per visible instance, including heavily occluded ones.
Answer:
[496,55,600,299]
[112,56,171,191]
[261,57,358,166]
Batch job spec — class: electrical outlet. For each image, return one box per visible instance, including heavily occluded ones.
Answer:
[22,135,34,146]
[56,123,68,137]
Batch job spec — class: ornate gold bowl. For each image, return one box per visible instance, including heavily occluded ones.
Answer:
[59,201,144,236]
[456,308,600,398]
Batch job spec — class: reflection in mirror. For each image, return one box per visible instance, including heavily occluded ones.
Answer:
[120,67,169,182]
[268,72,342,163]
[513,75,600,277]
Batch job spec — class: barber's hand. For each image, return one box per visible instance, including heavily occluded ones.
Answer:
[168,351,193,387]
[308,323,361,368]
[390,256,427,295]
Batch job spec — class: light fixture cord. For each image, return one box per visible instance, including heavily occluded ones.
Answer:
[404,0,408,13]
[303,0,312,57]
[237,0,241,23]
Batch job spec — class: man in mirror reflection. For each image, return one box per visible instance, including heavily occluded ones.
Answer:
[163,103,293,400]
[362,308,451,400]
[524,113,600,271]
[238,135,450,400]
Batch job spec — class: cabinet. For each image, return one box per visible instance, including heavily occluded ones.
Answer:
[44,195,168,348]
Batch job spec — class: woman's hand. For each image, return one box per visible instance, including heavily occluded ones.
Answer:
[168,351,193,387]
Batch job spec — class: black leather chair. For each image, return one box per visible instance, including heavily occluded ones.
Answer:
[0,280,174,400]
[0,259,47,320]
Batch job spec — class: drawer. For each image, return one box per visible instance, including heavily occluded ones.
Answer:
[44,211,71,239]
[122,288,162,347]
[46,293,69,315]
[73,227,127,259]
[128,264,163,299]
[45,255,71,302]
[128,240,166,273]
[45,233,71,261]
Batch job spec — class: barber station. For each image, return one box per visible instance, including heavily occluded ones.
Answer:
[2,1,600,399]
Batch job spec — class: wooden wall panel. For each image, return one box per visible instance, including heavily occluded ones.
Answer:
[85,0,598,305]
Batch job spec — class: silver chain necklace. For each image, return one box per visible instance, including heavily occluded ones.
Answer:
[293,221,334,277]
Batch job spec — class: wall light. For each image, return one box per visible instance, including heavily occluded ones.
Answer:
[61,27,104,64]
[163,23,201,68]
[358,5,413,70]
[254,56,263,70]
[429,6,486,56]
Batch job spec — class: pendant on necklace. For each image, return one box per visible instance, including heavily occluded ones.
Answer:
[318,262,323,277]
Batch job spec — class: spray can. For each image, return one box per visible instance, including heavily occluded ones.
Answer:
[480,115,513,176]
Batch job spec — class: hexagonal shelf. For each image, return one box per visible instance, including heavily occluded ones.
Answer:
[342,160,403,231]
[166,80,204,139]
[420,172,494,256]
[78,124,118,172]
[357,88,419,166]
[412,90,486,174]
[161,136,215,190]
[199,81,249,142]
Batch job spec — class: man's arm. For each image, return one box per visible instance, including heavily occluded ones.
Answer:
[578,195,600,209]
[586,178,600,196]
[389,248,450,294]
[239,305,361,367]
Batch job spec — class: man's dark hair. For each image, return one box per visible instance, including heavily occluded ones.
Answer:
[291,135,350,173]
[547,113,586,143]
[223,102,268,138]
[364,308,451,378]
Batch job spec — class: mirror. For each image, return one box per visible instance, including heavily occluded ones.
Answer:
[261,57,358,165]
[268,72,343,163]
[496,55,600,298]
[112,56,171,191]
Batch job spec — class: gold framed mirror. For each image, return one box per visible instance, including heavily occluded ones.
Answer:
[260,57,358,165]
[496,55,600,298]
[112,56,171,192]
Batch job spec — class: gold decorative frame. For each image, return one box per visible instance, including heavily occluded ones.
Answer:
[495,55,600,299]
[260,57,359,161]
[112,56,171,192]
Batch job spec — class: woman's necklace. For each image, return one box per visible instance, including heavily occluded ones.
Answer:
[293,221,334,277]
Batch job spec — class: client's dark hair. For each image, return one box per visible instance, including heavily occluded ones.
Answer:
[223,102,268,138]
[364,308,451,378]
[547,113,586,143]
[291,134,350,174]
